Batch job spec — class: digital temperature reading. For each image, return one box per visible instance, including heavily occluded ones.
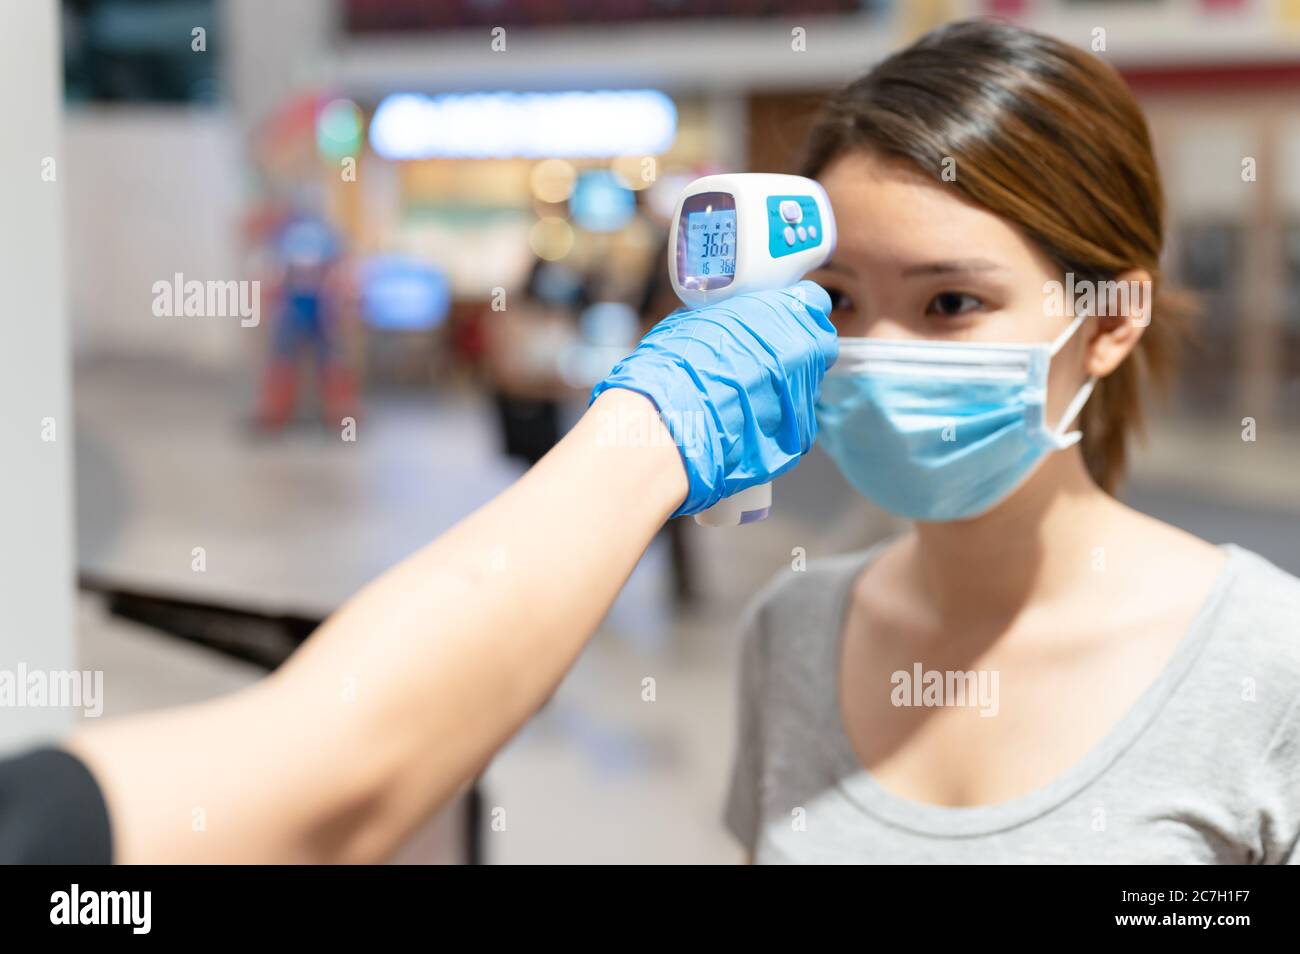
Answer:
[684,209,737,279]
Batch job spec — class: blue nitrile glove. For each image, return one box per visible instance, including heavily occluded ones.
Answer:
[589,281,837,517]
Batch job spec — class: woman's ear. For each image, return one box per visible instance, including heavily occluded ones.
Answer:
[1084,269,1152,377]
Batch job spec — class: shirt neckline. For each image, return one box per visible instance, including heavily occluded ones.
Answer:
[821,541,1243,838]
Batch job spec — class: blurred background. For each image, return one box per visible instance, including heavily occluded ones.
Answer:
[4,0,1300,862]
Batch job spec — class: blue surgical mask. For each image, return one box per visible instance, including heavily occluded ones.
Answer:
[815,314,1096,521]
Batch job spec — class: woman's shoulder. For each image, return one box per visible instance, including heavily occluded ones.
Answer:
[1176,544,1300,743]
[738,540,890,665]
[1120,511,1298,678]
[748,541,886,615]
[1223,544,1300,600]
[1176,545,1300,802]
[1210,545,1300,669]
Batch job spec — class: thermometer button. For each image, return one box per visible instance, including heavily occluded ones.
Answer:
[808,225,817,239]
[783,226,796,246]
[779,200,803,224]
[796,226,807,242]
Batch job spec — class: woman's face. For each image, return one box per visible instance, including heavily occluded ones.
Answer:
[808,148,1096,426]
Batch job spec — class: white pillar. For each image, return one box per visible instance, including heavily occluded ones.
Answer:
[0,0,76,754]
[224,0,335,133]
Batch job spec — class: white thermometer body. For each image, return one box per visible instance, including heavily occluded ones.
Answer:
[667,173,836,526]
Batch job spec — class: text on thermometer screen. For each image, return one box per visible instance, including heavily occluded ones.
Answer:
[684,209,737,279]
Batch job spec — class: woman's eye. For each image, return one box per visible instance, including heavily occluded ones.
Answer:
[826,287,855,313]
[926,292,981,317]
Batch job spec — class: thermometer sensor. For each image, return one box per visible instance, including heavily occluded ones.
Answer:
[668,173,837,527]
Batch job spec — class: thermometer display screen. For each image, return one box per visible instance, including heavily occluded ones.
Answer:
[685,209,736,279]
[675,191,736,292]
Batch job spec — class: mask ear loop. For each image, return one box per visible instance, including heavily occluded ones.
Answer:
[1048,311,1088,355]
[1048,311,1098,448]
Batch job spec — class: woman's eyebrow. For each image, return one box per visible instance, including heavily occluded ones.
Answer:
[900,258,1005,277]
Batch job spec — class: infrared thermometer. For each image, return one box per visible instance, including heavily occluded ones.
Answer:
[668,173,836,527]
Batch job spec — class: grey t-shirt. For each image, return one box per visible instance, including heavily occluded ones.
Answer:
[724,543,1300,863]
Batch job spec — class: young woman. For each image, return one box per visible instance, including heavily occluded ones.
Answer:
[725,19,1300,863]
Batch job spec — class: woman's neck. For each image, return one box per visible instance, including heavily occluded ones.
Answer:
[905,449,1119,627]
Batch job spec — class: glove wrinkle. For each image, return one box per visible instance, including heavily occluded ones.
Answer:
[590,281,836,517]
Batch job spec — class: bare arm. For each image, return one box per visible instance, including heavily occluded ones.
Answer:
[68,388,686,863]
[65,282,837,863]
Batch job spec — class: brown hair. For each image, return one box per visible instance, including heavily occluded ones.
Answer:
[801,17,1189,493]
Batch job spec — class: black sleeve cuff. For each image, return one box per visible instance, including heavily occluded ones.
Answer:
[0,747,113,864]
